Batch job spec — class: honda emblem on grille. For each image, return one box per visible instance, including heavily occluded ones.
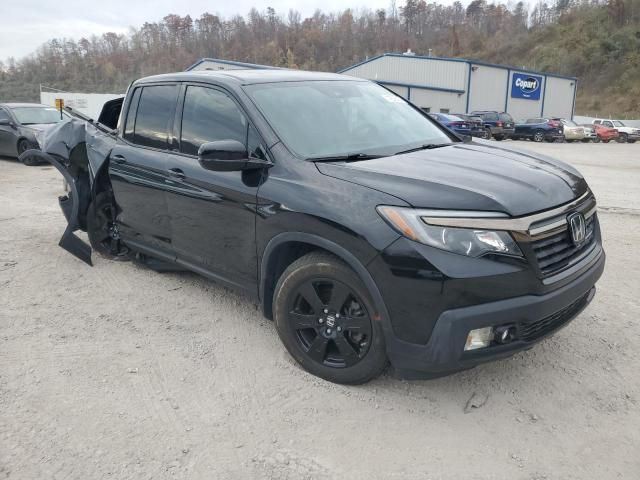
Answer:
[567,212,586,245]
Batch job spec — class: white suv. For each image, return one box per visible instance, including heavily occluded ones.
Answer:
[593,119,640,143]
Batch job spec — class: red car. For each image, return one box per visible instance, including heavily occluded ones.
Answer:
[591,123,619,143]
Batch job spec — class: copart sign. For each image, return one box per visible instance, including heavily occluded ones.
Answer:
[511,73,543,100]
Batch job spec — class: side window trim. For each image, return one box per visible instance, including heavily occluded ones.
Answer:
[120,82,180,153]
[175,82,270,162]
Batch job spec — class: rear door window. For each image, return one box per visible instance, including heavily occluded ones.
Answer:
[132,85,179,150]
[603,121,614,128]
[180,86,247,156]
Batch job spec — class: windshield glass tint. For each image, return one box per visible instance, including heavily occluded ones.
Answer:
[11,107,63,125]
[245,81,451,158]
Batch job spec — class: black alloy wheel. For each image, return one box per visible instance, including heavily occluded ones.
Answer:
[274,252,387,384]
[87,191,130,260]
[288,278,372,368]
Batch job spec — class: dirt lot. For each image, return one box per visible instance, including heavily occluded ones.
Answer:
[1,142,639,479]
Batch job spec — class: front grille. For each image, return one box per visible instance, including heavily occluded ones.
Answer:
[531,214,596,276]
[519,292,589,341]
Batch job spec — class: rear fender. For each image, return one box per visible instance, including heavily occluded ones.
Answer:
[19,149,93,265]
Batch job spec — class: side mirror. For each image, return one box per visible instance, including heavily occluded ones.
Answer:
[0,119,14,128]
[198,140,271,172]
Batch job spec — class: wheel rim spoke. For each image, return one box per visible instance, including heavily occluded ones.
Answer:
[307,334,329,363]
[298,281,324,313]
[328,282,351,313]
[289,312,317,330]
[333,335,359,364]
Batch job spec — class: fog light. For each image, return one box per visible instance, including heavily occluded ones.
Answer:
[464,327,493,351]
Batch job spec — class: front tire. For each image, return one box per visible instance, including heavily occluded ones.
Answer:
[617,133,628,143]
[273,252,387,384]
[86,191,130,260]
[483,128,492,140]
[18,140,39,166]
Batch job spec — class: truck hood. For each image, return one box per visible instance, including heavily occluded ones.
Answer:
[315,141,589,216]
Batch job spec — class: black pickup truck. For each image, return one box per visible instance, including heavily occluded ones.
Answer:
[26,69,604,384]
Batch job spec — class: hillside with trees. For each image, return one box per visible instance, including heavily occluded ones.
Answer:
[1,0,638,117]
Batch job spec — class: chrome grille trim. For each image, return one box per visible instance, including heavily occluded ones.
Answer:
[422,191,593,236]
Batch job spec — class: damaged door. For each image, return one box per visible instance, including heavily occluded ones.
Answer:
[108,84,179,260]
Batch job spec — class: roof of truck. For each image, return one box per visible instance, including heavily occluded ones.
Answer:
[135,69,363,86]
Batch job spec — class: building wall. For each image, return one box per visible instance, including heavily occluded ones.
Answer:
[409,88,466,113]
[40,92,124,120]
[189,60,250,71]
[542,76,576,119]
[467,64,509,113]
[343,55,467,91]
[341,54,577,120]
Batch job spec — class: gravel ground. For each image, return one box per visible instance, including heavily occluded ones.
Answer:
[1,142,639,479]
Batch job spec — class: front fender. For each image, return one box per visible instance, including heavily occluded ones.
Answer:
[259,232,394,340]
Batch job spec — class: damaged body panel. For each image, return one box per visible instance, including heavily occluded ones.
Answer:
[19,102,122,265]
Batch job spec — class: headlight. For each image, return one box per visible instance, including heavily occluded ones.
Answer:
[377,206,522,258]
[34,130,45,149]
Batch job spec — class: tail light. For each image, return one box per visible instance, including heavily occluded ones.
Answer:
[496,121,503,127]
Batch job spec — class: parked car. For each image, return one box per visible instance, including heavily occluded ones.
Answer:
[0,103,68,165]
[452,113,485,137]
[557,119,585,142]
[592,119,640,143]
[580,124,598,142]
[591,123,619,143]
[429,113,472,137]
[29,70,604,384]
[513,118,565,142]
[469,111,515,140]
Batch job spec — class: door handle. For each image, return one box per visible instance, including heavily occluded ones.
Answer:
[167,168,186,180]
[111,154,126,164]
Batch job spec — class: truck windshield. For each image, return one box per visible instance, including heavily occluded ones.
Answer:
[11,107,64,125]
[245,80,452,159]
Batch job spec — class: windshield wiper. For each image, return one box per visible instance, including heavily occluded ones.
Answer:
[394,143,454,155]
[307,153,385,162]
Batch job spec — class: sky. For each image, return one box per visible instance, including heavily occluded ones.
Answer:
[1,0,394,61]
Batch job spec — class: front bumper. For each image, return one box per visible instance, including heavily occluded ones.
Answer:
[376,244,605,379]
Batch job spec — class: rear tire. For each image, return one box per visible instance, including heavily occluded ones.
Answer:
[86,191,130,261]
[494,135,504,141]
[273,252,387,384]
[593,137,601,143]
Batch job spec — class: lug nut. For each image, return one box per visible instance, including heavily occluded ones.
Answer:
[335,313,340,318]
[318,318,324,324]
[337,326,342,332]
[326,328,332,334]
[323,309,329,314]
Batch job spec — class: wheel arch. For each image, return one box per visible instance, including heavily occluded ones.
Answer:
[259,233,392,337]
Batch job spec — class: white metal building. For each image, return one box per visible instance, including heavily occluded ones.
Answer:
[338,53,578,120]
[186,58,277,72]
[40,89,124,120]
